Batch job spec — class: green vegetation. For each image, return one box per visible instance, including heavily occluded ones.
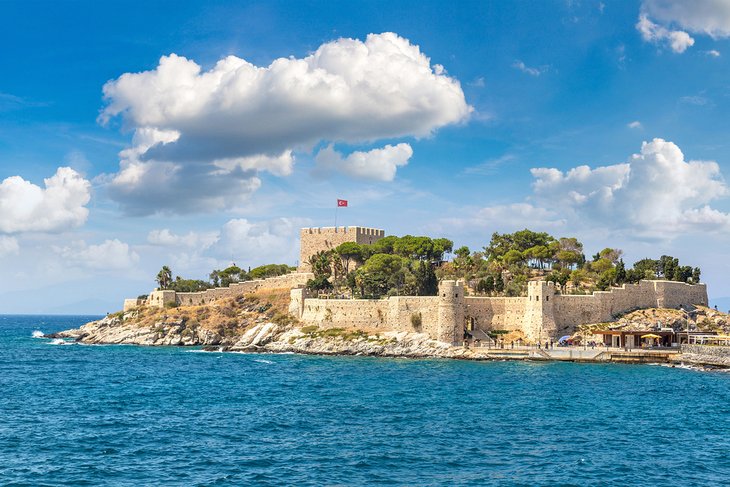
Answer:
[438,228,702,297]
[305,234,450,298]
[154,263,296,292]
[151,228,702,303]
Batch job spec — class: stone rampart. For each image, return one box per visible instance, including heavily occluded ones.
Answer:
[297,295,441,334]
[123,298,146,312]
[173,272,313,307]
[127,272,314,310]
[291,279,708,345]
[464,297,527,332]
[551,280,707,335]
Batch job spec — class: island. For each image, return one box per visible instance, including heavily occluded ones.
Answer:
[52,225,730,367]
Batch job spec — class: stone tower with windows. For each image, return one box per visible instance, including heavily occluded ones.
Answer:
[524,280,557,342]
[298,226,385,271]
[437,280,465,345]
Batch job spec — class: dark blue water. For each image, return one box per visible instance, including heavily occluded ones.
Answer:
[2,315,730,486]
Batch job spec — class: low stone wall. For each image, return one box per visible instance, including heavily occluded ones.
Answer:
[174,272,313,307]
[123,298,145,312]
[465,297,527,333]
[552,281,707,331]
[293,279,709,344]
[131,272,314,310]
[680,344,730,367]
[298,295,440,334]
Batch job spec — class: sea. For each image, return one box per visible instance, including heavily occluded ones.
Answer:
[1,314,730,486]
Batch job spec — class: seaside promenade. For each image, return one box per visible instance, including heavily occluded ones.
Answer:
[467,344,682,364]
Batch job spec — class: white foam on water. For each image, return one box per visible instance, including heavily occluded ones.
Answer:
[48,338,74,346]
[31,330,44,338]
[253,359,274,364]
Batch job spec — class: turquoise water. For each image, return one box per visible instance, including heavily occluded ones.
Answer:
[2,315,730,486]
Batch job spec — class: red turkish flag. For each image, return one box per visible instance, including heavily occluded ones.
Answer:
[337,199,348,207]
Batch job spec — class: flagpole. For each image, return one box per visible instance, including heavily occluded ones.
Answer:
[334,205,338,228]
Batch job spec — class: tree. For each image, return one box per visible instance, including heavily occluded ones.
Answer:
[306,276,334,291]
[209,270,220,287]
[503,249,524,266]
[547,269,570,292]
[218,265,245,287]
[591,258,614,274]
[169,278,212,293]
[599,248,623,264]
[334,242,364,275]
[356,253,406,298]
[494,273,505,293]
[615,259,627,284]
[369,235,398,255]
[306,251,333,292]
[525,245,551,269]
[248,264,294,280]
[658,255,679,279]
[308,251,332,279]
[597,269,617,291]
[156,266,172,289]
[454,246,470,260]
[431,238,454,262]
[414,261,438,296]
[633,258,658,279]
[692,267,701,284]
[476,275,495,294]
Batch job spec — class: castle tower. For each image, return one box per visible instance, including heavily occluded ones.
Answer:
[437,280,465,345]
[524,281,557,342]
[298,226,385,272]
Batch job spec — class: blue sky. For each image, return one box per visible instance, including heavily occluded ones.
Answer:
[2,0,730,313]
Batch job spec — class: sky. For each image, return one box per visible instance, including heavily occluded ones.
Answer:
[2,0,730,313]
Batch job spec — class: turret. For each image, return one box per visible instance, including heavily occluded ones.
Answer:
[437,280,465,345]
[524,281,557,342]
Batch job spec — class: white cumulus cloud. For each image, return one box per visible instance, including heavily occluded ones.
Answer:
[99,33,471,214]
[147,228,218,249]
[529,138,729,237]
[638,0,730,53]
[209,218,308,265]
[314,143,413,181]
[56,239,140,270]
[637,14,695,53]
[642,0,730,38]
[0,167,91,233]
[627,120,643,129]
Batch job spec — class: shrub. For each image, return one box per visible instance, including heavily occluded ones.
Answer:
[411,312,422,331]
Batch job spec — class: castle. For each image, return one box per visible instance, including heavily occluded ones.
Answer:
[125,226,709,345]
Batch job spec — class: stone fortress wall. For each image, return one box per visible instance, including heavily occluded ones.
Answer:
[290,279,708,344]
[123,223,709,346]
[298,226,385,272]
[124,272,313,311]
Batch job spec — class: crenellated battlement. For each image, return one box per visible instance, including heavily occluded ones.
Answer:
[298,226,385,271]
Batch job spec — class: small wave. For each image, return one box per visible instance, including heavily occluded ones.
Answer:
[253,359,274,364]
[653,362,728,373]
[31,330,44,338]
[49,338,74,346]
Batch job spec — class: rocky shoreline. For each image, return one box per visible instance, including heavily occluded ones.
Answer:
[47,303,730,368]
[48,314,478,359]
